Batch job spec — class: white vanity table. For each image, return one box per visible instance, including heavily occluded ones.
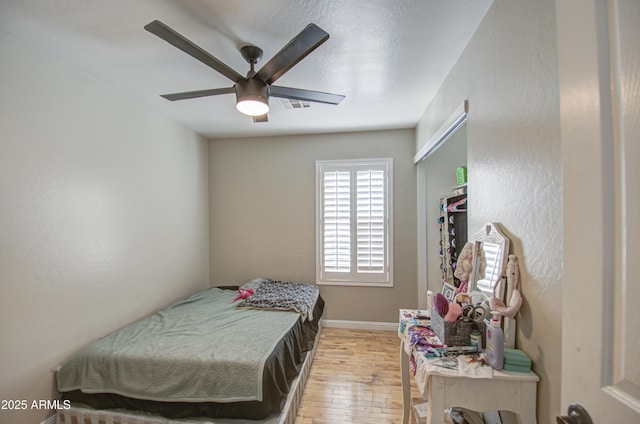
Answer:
[399,309,539,424]
[403,222,539,423]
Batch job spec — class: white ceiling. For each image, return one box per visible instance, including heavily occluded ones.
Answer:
[0,1,492,139]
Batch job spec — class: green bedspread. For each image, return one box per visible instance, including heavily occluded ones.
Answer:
[56,288,300,403]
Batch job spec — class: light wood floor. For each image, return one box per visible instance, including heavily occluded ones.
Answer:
[295,327,420,424]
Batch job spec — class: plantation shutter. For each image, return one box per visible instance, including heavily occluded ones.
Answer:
[356,170,385,273]
[316,159,392,286]
[322,171,351,272]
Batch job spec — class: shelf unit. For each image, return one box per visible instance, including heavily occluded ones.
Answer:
[438,184,468,288]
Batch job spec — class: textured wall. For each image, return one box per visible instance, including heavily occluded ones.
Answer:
[415,0,562,421]
[0,31,210,424]
[209,129,417,323]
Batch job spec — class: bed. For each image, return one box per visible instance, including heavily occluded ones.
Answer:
[55,280,325,424]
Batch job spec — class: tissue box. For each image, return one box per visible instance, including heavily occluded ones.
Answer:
[430,306,485,347]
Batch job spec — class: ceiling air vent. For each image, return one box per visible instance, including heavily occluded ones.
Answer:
[279,98,311,109]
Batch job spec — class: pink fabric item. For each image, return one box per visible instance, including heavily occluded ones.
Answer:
[232,288,254,302]
[490,259,523,318]
[490,290,522,318]
[434,292,449,317]
[456,281,468,296]
[444,302,462,322]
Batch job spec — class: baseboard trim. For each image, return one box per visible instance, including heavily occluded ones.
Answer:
[322,319,397,331]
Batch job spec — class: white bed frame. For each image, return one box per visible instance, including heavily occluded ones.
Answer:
[57,310,325,424]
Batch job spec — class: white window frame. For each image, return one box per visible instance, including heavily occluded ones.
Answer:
[315,158,393,287]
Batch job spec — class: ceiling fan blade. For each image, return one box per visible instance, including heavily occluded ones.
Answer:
[160,87,235,101]
[253,114,268,123]
[256,24,329,85]
[145,20,244,83]
[270,85,345,105]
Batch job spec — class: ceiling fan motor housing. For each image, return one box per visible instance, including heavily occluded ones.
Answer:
[235,78,269,116]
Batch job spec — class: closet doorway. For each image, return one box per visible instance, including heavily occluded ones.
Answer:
[415,105,467,309]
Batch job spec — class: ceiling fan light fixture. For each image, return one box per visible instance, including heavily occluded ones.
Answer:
[236,98,269,116]
[235,79,269,116]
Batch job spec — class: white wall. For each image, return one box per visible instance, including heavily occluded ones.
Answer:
[209,129,417,323]
[415,0,562,421]
[0,30,210,424]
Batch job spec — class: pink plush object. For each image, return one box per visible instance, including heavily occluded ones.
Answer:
[491,290,522,318]
[434,292,449,317]
[444,302,462,322]
[490,259,523,318]
[232,288,254,302]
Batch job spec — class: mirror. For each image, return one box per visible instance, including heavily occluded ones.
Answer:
[470,222,510,299]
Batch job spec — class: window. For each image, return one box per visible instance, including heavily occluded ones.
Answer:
[315,158,393,286]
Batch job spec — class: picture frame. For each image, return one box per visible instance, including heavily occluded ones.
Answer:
[442,283,456,302]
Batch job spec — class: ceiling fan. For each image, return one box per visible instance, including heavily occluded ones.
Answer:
[144,20,345,122]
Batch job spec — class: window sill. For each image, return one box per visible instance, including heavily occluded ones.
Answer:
[316,280,394,288]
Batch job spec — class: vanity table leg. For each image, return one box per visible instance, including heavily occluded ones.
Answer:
[427,375,445,424]
[400,341,411,424]
[517,381,538,424]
